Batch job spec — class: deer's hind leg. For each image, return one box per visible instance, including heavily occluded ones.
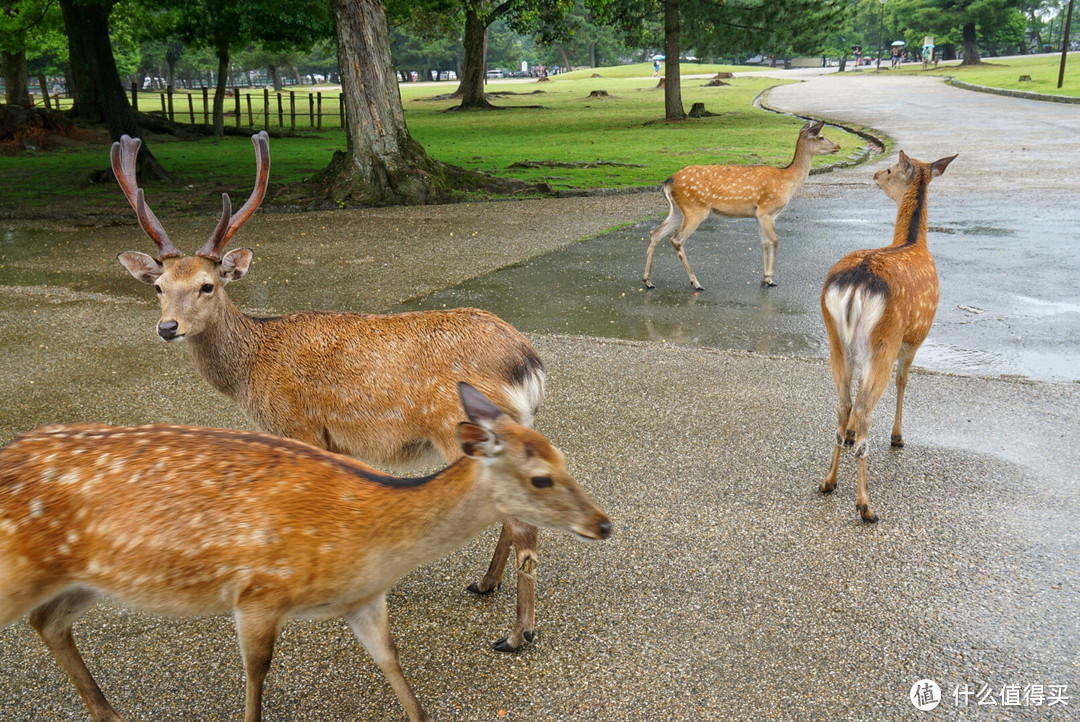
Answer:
[644,201,683,289]
[822,323,854,495]
[29,588,127,722]
[891,347,917,448]
[668,206,710,291]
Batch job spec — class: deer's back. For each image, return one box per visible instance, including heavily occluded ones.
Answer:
[236,307,543,471]
[0,424,467,616]
[671,164,790,217]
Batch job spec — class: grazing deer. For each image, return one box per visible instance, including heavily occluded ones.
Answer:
[644,120,840,290]
[0,384,611,722]
[113,132,546,652]
[820,151,957,522]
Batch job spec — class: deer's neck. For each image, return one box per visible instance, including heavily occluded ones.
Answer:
[891,169,930,248]
[357,459,502,571]
[781,136,814,188]
[186,296,262,401]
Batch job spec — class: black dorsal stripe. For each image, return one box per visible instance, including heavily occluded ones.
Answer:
[903,167,927,247]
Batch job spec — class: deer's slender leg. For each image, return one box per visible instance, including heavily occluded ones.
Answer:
[756,211,780,286]
[29,589,127,722]
[469,523,513,595]
[849,345,899,523]
[821,324,853,494]
[891,348,917,447]
[645,205,683,289]
[492,518,539,653]
[348,596,428,722]
[668,207,710,291]
[233,607,282,722]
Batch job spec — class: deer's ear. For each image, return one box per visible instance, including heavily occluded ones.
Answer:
[897,151,916,180]
[458,422,502,459]
[458,382,505,429]
[930,154,958,178]
[117,251,163,284]
[220,248,253,283]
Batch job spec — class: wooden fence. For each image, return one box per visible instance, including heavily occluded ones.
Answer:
[130,85,346,130]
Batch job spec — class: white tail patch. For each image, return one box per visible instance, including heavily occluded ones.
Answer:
[503,367,545,428]
[823,284,886,365]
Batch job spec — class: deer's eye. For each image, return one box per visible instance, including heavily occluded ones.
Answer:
[200,283,214,295]
[531,476,553,489]
[154,285,162,295]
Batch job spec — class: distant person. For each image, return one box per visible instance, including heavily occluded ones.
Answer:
[853,45,862,68]
[653,59,661,77]
[891,46,901,69]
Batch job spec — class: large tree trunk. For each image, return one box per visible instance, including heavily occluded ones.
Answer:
[2,50,33,106]
[268,64,282,91]
[58,0,170,181]
[457,4,496,109]
[314,0,535,206]
[960,21,982,65]
[213,44,228,136]
[663,0,684,120]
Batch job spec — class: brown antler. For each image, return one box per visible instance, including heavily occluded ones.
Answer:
[198,131,270,261]
[111,136,182,259]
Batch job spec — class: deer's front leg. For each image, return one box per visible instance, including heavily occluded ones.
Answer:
[348,596,429,722]
[492,517,539,653]
[756,212,779,286]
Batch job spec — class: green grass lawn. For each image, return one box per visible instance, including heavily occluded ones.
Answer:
[887,52,1080,98]
[1,70,865,215]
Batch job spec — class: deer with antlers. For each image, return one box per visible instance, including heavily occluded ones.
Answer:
[0,384,612,722]
[644,120,840,290]
[819,151,957,522]
[112,132,550,653]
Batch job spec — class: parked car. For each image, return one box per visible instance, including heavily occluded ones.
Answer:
[486,68,508,79]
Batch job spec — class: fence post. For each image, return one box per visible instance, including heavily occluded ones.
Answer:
[289,90,296,131]
[167,86,175,122]
[160,92,166,116]
[308,92,314,127]
[339,93,345,127]
[264,88,270,128]
[246,93,253,127]
[202,87,209,124]
[131,81,138,112]
[316,92,323,130]
[277,92,283,126]
[235,88,241,127]
[188,93,195,124]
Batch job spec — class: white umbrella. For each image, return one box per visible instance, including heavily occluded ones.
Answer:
[891,40,906,46]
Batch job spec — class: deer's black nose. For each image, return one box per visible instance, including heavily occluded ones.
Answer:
[597,519,612,539]
[158,320,179,340]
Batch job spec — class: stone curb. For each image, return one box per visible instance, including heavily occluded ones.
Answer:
[946,77,1080,104]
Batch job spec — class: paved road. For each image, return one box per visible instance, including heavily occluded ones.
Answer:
[0,73,1077,720]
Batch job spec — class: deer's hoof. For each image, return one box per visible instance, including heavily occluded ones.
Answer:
[644,281,655,290]
[467,582,498,596]
[844,430,855,446]
[858,503,879,523]
[890,434,904,448]
[820,479,836,494]
[762,278,777,287]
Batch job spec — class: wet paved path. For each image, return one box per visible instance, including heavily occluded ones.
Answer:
[1,72,1078,720]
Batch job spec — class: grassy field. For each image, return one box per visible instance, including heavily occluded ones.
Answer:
[887,52,1080,98]
[1,69,865,215]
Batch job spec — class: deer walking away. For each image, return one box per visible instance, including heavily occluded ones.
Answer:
[819,151,957,522]
[0,384,611,722]
[113,132,549,653]
[644,120,839,290]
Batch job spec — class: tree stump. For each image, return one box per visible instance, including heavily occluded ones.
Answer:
[713,72,734,79]
[656,78,665,89]
[688,102,717,118]
[1019,74,1032,82]
[704,79,729,87]
[586,90,610,98]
